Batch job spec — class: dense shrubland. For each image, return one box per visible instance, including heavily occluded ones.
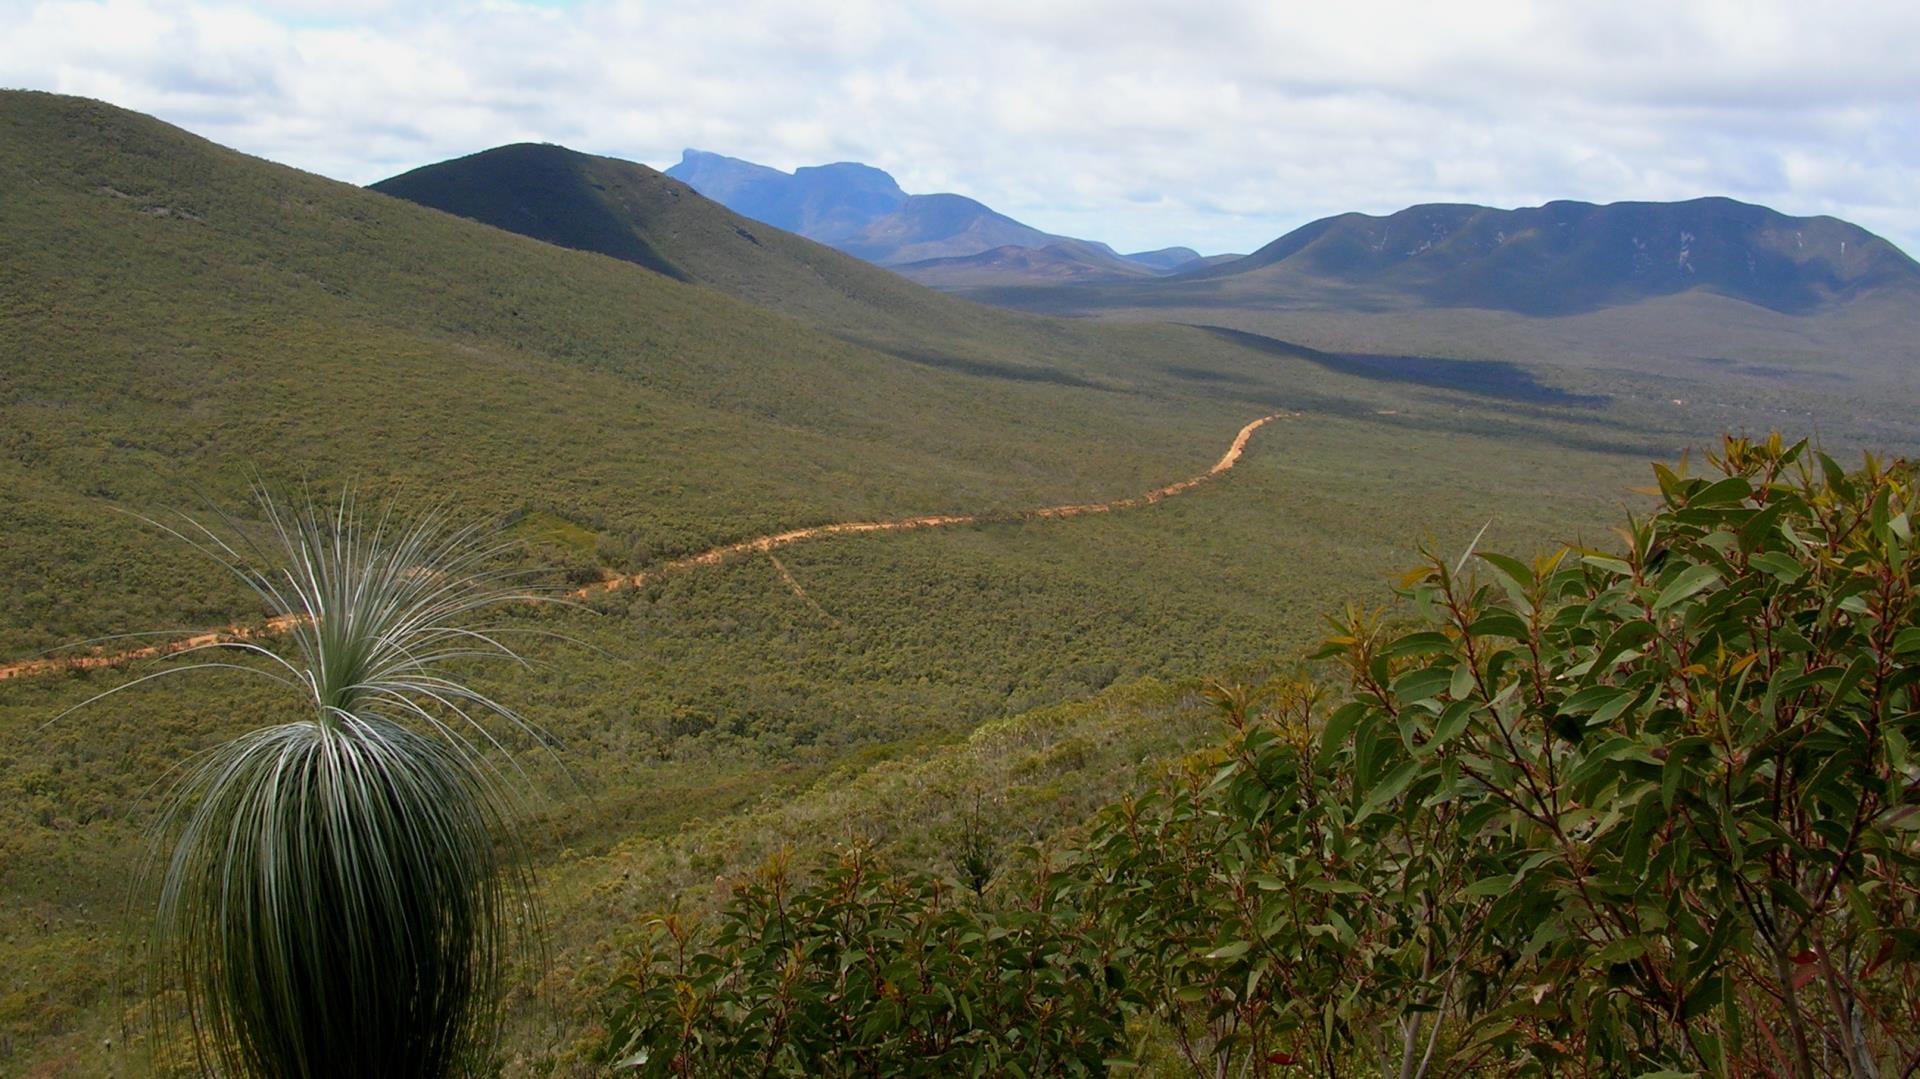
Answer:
[9,93,1920,1077]
[602,435,1920,1077]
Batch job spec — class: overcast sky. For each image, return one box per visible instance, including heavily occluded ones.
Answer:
[6,0,1917,256]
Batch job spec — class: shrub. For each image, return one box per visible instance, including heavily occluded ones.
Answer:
[76,490,557,1077]
[599,845,1129,1077]
[1067,434,1920,1076]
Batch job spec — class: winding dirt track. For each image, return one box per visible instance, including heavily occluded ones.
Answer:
[0,615,307,683]
[572,412,1289,599]
[0,412,1290,682]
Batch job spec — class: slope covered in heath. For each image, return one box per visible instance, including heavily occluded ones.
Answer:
[0,91,1743,1077]
[373,142,1161,363]
[0,90,1342,656]
[0,414,1289,682]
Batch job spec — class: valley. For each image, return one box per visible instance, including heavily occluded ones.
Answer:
[2,87,1916,1077]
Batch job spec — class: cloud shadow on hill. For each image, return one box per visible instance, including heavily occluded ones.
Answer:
[1190,325,1609,407]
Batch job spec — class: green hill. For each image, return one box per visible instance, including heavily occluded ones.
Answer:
[2,90,1352,655]
[1187,197,1920,315]
[372,141,1156,354]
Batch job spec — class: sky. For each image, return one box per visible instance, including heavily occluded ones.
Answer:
[5,0,1918,257]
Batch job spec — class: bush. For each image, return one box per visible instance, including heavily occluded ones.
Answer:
[83,492,555,1078]
[1066,434,1920,1076]
[599,845,1129,1077]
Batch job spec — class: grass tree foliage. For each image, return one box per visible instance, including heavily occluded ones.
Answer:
[96,492,555,1077]
[603,435,1920,1077]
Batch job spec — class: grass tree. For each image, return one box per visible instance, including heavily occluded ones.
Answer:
[85,489,559,1077]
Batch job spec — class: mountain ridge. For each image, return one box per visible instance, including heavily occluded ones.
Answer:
[894,243,1162,288]
[369,141,1141,352]
[1170,195,1920,315]
[664,148,1156,274]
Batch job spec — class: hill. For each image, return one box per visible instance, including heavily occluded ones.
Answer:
[959,198,1920,394]
[1125,247,1245,273]
[1125,246,1205,272]
[662,148,1153,273]
[895,242,1160,288]
[1178,196,1920,315]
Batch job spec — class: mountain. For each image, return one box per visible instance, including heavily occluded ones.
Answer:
[957,196,1920,388]
[662,148,1156,274]
[1125,247,1205,272]
[895,243,1160,288]
[1180,197,1920,316]
[664,151,909,243]
[371,142,1019,342]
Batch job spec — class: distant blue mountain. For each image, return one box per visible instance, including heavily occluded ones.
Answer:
[665,150,1153,274]
[1124,247,1205,272]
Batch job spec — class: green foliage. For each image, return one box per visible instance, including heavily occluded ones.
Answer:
[153,717,522,1078]
[1064,433,1920,1076]
[596,436,1920,1078]
[96,492,552,1077]
[600,845,1129,1077]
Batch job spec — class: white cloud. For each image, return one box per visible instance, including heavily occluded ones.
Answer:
[2,0,1916,256]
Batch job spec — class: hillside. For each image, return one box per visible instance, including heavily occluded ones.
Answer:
[961,199,1920,397]
[7,91,1433,658]
[2,91,1687,1076]
[370,142,1131,351]
[895,242,1159,288]
[1178,196,1920,315]
[662,148,1151,273]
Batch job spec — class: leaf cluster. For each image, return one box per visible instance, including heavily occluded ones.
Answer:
[1065,433,1920,1077]
[599,845,1129,1077]
[109,491,556,1078]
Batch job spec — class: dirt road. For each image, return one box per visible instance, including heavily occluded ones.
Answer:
[0,412,1290,680]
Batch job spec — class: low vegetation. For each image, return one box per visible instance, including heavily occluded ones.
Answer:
[601,436,1920,1077]
[7,91,1919,1077]
[106,492,562,1078]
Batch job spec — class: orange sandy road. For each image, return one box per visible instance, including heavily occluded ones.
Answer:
[0,412,1291,680]
[571,411,1292,598]
[0,614,306,683]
